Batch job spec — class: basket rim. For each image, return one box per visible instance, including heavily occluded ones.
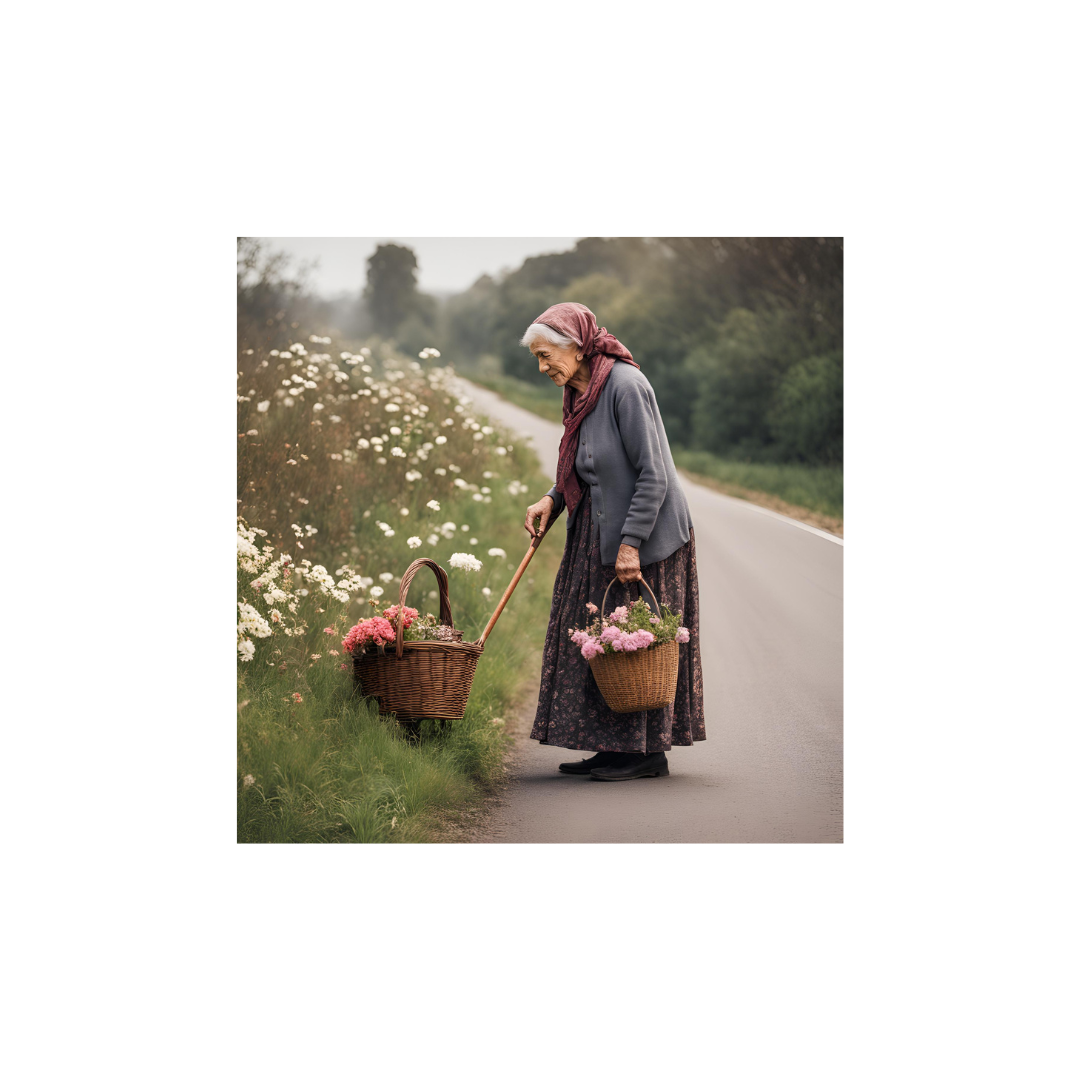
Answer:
[352,638,484,657]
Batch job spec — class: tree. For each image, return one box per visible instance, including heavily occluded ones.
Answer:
[768,354,843,463]
[362,243,426,337]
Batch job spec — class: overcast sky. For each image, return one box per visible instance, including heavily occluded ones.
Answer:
[258,237,582,297]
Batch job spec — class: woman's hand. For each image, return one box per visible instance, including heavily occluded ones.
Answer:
[616,543,643,583]
[525,495,555,540]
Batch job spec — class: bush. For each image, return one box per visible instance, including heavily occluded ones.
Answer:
[768,353,843,464]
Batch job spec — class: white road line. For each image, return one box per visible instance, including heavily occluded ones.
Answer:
[681,474,844,545]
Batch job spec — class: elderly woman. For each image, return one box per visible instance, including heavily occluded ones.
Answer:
[522,302,706,780]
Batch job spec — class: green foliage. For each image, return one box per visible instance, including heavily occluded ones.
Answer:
[437,236,843,466]
[768,353,843,463]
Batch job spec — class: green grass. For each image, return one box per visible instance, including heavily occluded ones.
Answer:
[669,448,843,519]
[464,372,566,424]
[237,555,559,843]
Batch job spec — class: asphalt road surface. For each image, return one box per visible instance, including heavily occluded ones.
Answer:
[455,376,843,843]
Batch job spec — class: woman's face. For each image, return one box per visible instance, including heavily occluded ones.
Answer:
[530,338,584,387]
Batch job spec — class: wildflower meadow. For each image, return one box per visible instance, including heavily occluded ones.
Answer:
[237,336,564,842]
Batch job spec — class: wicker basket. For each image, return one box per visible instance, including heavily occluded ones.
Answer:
[352,558,484,722]
[587,576,680,713]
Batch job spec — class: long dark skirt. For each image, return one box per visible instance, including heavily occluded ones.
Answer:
[531,486,706,753]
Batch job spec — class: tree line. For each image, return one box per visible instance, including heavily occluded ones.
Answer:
[238,237,843,465]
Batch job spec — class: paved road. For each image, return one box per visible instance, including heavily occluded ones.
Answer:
[456,377,843,843]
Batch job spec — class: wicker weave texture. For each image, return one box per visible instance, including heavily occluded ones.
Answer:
[354,639,483,720]
[352,558,484,721]
[588,639,680,712]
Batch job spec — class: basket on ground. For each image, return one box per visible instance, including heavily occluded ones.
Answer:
[352,558,483,722]
[587,576,680,713]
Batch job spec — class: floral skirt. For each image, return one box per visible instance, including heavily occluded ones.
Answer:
[531,486,706,753]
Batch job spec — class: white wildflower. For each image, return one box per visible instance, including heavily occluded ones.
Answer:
[369,585,384,599]
[487,548,506,558]
[237,639,255,661]
[449,552,483,572]
[435,435,447,445]
[379,572,394,582]
[407,536,423,549]
[256,400,270,413]
[426,499,440,511]
[481,587,492,597]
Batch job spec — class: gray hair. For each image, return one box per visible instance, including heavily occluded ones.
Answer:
[519,322,578,350]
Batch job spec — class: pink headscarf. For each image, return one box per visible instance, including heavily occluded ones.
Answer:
[532,302,640,522]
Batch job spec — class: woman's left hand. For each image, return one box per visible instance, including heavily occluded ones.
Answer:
[615,543,643,584]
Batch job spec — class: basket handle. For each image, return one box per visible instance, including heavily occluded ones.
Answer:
[599,574,663,624]
[394,558,455,658]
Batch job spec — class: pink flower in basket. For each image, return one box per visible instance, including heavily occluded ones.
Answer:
[342,616,397,654]
[585,601,599,614]
[675,627,690,643]
[581,637,604,660]
[608,605,629,623]
[382,603,419,628]
[611,629,656,652]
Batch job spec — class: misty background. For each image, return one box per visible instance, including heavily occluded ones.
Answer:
[238,237,843,466]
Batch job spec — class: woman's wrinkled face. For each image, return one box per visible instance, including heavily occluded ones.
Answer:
[530,339,583,387]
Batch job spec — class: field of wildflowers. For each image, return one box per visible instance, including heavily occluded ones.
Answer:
[237,336,564,842]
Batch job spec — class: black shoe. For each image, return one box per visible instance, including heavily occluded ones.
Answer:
[590,751,669,781]
[558,751,624,775]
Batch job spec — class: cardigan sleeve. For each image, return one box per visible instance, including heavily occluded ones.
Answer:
[615,377,668,547]
[543,482,565,517]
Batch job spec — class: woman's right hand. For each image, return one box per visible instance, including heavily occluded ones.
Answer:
[525,495,555,540]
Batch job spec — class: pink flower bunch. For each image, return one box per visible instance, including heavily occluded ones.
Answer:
[609,628,656,653]
[567,596,690,661]
[574,624,655,658]
[382,603,419,629]
[342,616,397,654]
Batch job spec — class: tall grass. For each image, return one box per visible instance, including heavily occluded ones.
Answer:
[669,448,843,519]
[236,337,563,842]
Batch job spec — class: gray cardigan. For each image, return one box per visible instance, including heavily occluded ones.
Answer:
[543,362,693,567]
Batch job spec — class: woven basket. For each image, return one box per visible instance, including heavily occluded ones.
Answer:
[352,558,484,722]
[587,576,680,713]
